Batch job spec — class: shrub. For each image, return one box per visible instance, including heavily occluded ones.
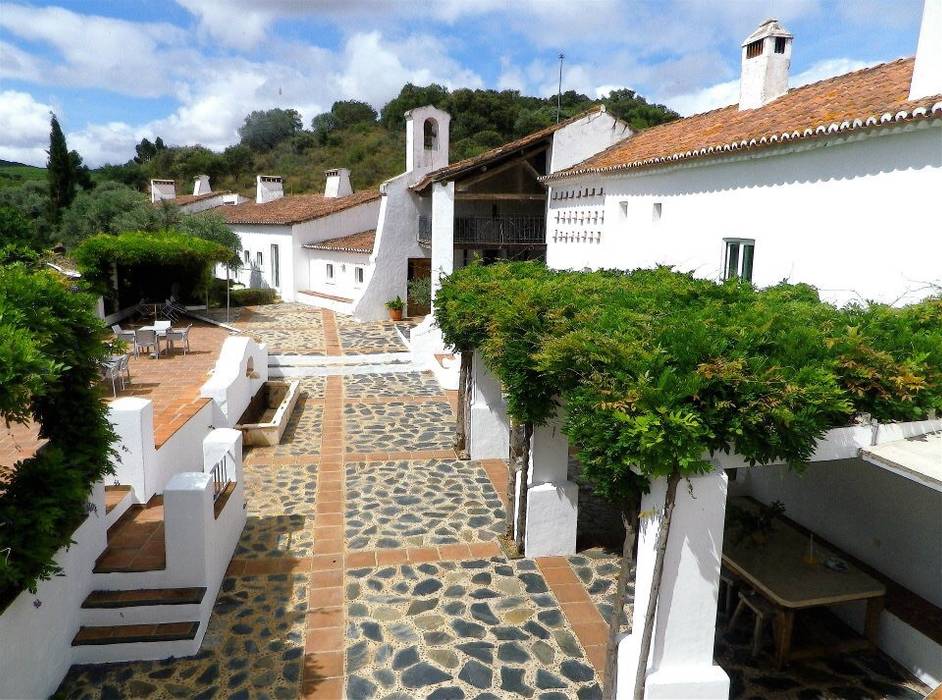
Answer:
[230,287,277,306]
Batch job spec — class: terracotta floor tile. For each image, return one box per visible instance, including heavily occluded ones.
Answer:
[438,543,472,560]
[573,622,609,647]
[542,566,582,586]
[346,551,377,567]
[311,554,343,571]
[306,606,343,629]
[375,549,409,565]
[309,586,343,607]
[536,556,572,569]
[561,601,603,625]
[407,547,440,563]
[468,541,500,557]
[304,625,344,653]
[551,582,592,603]
[302,651,343,680]
[309,570,343,589]
[313,538,344,555]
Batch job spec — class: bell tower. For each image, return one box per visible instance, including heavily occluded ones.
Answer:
[405,105,451,176]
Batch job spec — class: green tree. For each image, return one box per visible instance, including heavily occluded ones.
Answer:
[178,210,242,267]
[238,108,303,151]
[0,205,39,249]
[57,181,162,247]
[47,114,76,217]
[602,88,679,129]
[330,100,378,129]
[0,181,54,245]
[222,144,254,177]
[380,83,450,130]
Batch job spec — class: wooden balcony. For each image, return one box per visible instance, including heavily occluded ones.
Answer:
[417,215,546,248]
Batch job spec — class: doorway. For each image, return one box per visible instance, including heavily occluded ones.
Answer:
[407,257,431,318]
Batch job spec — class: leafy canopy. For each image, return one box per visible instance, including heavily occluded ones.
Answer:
[436,263,942,502]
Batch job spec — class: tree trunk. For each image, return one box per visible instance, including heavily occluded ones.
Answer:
[514,422,534,552]
[603,505,638,700]
[454,351,471,458]
[633,470,681,700]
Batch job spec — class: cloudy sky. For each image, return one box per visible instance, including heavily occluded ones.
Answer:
[0,0,926,167]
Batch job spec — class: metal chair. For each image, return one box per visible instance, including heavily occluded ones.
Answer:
[111,324,136,348]
[101,355,130,396]
[134,329,161,359]
[166,324,192,355]
[153,320,172,335]
[729,589,777,657]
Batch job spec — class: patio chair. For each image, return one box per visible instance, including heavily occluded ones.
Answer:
[153,320,172,337]
[729,589,777,657]
[134,329,161,359]
[111,324,136,347]
[166,324,192,355]
[718,565,743,618]
[101,355,130,396]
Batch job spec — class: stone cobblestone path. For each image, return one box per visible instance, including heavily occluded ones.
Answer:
[54,309,931,699]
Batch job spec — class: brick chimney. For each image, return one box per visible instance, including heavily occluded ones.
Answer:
[193,174,212,196]
[324,168,352,198]
[739,19,793,110]
[910,0,942,101]
[150,179,176,203]
[256,175,284,204]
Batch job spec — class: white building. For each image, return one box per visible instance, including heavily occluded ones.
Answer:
[219,173,381,304]
[542,20,942,307]
[150,175,245,214]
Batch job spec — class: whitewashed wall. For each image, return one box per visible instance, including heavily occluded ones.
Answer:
[352,178,429,321]
[199,336,268,427]
[546,124,942,306]
[304,249,372,308]
[227,224,294,299]
[548,110,632,173]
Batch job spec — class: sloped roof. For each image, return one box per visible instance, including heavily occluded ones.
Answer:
[544,58,942,181]
[411,106,609,192]
[175,191,228,206]
[221,189,380,225]
[302,230,376,254]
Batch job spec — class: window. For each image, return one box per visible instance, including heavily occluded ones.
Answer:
[746,39,763,59]
[270,244,280,287]
[244,250,250,265]
[256,251,263,269]
[354,266,364,286]
[620,201,629,218]
[774,36,787,54]
[723,238,755,282]
[326,263,335,282]
[423,118,438,150]
[652,202,662,222]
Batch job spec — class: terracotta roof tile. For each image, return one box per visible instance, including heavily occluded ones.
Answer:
[411,106,610,191]
[302,230,375,254]
[174,191,228,206]
[545,58,942,180]
[220,190,380,225]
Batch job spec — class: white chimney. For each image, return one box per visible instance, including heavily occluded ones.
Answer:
[256,175,284,204]
[910,0,942,101]
[739,19,793,110]
[150,179,176,203]
[193,174,212,196]
[405,105,451,175]
[324,168,352,198]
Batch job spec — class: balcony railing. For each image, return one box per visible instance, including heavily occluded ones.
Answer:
[417,215,546,248]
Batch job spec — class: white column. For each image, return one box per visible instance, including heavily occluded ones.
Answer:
[521,410,578,557]
[430,181,455,310]
[469,350,510,460]
[107,397,157,503]
[617,469,730,700]
[163,472,213,587]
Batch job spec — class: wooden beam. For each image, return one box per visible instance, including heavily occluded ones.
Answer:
[456,145,548,190]
[455,193,546,201]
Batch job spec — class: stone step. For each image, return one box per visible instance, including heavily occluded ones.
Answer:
[81,587,206,609]
[71,621,199,647]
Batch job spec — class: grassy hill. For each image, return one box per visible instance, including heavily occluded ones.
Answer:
[0,160,45,189]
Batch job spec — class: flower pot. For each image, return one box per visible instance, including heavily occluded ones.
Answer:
[388,308,403,321]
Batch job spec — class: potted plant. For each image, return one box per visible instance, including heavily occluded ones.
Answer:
[385,296,404,321]
[728,500,785,546]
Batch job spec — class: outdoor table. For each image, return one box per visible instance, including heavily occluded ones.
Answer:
[138,325,169,356]
[722,497,885,669]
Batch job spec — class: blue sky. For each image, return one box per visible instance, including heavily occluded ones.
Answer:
[0,0,926,167]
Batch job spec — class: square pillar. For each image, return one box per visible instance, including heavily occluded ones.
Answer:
[469,350,510,460]
[617,469,730,699]
[430,181,455,309]
[521,410,578,558]
[107,397,157,503]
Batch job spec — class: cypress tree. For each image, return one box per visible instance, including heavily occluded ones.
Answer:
[47,113,76,219]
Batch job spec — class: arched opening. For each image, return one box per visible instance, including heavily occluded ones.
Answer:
[423,118,438,151]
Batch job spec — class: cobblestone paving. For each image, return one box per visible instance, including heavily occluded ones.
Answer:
[243,463,318,517]
[344,401,453,453]
[336,315,408,354]
[343,370,443,399]
[567,549,632,636]
[345,459,505,549]
[343,557,603,699]
[237,303,326,355]
[56,573,307,699]
[296,376,326,400]
[247,402,323,461]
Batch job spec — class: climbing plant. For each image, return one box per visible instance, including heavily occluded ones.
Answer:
[0,260,116,608]
[436,261,942,696]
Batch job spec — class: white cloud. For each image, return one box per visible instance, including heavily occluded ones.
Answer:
[0,4,192,98]
[0,91,55,166]
[665,57,879,116]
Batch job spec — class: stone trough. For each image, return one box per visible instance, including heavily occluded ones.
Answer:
[235,380,300,446]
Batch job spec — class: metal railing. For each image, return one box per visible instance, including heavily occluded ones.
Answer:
[210,454,231,501]
[417,215,546,247]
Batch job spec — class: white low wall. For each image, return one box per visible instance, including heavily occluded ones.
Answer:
[469,350,510,461]
[0,483,108,699]
[200,336,269,427]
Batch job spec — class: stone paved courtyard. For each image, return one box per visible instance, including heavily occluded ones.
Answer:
[55,309,931,699]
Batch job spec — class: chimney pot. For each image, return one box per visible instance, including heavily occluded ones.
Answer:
[324,168,353,198]
[910,0,942,101]
[739,18,793,110]
[193,174,212,196]
[256,175,284,204]
[150,179,176,204]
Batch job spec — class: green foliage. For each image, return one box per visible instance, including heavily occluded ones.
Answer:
[380,83,451,130]
[0,181,55,245]
[134,136,167,164]
[385,296,404,311]
[436,264,942,503]
[0,160,46,190]
[238,108,304,151]
[177,211,243,268]
[0,261,116,605]
[57,181,165,247]
[47,114,77,216]
[230,287,276,306]
[407,274,431,311]
[0,205,39,249]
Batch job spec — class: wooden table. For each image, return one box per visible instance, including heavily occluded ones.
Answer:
[723,497,885,668]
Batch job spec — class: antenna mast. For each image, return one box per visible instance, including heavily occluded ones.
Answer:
[556,53,565,123]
